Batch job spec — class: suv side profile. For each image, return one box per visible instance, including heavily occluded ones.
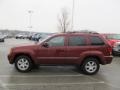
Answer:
[8,33,113,75]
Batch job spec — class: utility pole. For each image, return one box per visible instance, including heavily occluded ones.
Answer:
[28,10,33,31]
[71,0,75,31]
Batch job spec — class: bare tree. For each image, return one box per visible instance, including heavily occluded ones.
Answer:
[58,8,70,33]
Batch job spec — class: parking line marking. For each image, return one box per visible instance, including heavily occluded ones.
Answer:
[84,76,120,89]
[104,83,120,89]
[0,74,104,82]
[0,74,84,78]
[4,81,105,86]
[0,80,9,90]
[84,75,103,82]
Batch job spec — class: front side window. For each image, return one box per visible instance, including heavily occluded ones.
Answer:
[90,36,105,45]
[47,36,65,47]
[69,36,86,46]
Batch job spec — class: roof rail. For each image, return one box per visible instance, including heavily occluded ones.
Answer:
[66,31,99,34]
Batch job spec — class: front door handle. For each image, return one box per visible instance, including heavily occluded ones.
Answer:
[56,49,65,52]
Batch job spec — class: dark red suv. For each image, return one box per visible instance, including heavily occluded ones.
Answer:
[8,33,113,75]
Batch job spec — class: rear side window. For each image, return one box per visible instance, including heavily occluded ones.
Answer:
[90,36,105,45]
[69,36,86,46]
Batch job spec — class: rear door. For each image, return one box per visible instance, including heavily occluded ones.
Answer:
[66,35,89,64]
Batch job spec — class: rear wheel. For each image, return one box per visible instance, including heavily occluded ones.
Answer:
[15,55,33,72]
[81,57,100,75]
[1,39,4,42]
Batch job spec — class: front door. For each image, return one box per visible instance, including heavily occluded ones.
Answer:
[37,35,67,64]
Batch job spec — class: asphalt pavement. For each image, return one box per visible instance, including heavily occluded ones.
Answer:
[0,38,120,90]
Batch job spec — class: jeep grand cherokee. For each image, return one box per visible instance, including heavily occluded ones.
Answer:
[8,33,113,75]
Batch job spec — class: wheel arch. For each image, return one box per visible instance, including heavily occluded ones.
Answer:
[81,55,103,65]
[13,53,35,64]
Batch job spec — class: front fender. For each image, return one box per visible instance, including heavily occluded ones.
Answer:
[13,49,37,64]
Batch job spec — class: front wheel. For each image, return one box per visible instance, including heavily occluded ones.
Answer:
[81,58,100,75]
[15,55,33,72]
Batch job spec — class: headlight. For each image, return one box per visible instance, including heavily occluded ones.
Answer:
[9,48,13,54]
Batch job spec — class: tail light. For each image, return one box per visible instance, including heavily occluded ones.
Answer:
[107,46,112,53]
[107,44,112,55]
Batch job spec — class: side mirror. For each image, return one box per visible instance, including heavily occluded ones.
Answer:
[42,42,49,48]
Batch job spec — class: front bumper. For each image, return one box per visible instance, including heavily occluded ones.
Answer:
[8,53,15,64]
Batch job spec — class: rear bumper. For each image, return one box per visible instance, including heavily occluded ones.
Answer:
[104,56,113,64]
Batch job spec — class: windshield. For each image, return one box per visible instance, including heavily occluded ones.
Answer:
[106,34,120,40]
[38,35,52,44]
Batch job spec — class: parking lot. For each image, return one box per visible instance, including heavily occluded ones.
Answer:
[0,38,120,90]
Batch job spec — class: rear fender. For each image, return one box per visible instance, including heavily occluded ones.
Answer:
[79,51,105,65]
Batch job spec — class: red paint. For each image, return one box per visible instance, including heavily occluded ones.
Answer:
[8,33,113,65]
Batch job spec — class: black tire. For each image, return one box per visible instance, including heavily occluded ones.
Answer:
[15,55,33,72]
[36,39,38,42]
[81,57,100,75]
[32,64,39,69]
[2,39,4,42]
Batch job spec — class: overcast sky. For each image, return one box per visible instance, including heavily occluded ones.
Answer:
[0,0,120,33]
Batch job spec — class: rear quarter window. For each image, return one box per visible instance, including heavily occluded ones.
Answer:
[90,36,105,45]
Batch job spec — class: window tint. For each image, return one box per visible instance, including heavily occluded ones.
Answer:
[90,36,105,45]
[69,36,86,46]
[47,36,64,47]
